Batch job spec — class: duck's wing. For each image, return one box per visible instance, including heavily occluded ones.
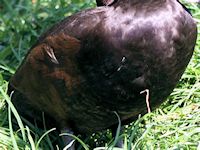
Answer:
[9,32,81,124]
[10,32,80,93]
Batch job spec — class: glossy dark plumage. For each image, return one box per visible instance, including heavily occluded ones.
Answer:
[9,0,197,138]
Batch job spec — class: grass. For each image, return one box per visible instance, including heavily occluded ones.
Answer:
[0,0,200,149]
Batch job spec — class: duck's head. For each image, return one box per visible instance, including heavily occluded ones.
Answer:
[96,0,118,6]
[96,0,200,6]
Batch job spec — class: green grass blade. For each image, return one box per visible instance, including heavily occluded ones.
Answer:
[26,126,36,150]
[60,133,89,150]
[0,64,15,74]
[8,106,19,150]
[127,115,143,150]
[0,87,26,142]
[36,128,56,149]
[109,111,121,150]
[42,112,54,150]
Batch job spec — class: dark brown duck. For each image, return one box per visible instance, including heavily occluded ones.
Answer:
[9,0,197,148]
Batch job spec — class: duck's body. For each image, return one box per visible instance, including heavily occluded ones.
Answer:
[9,0,197,135]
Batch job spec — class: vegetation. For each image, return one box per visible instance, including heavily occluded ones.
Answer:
[0,0,199,149]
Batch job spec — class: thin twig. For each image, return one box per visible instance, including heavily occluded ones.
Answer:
[140,89,151,113]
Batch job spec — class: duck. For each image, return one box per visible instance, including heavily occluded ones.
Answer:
[8,0,197,149]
